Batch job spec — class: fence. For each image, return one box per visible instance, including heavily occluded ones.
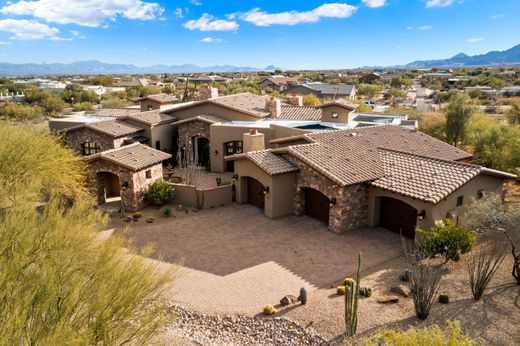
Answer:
[171,183,233,210]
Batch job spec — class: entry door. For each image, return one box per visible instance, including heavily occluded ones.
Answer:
[379,197,417,239]
[304,188,330,225]
[247,178,265,211]
[104,174,120,198]
[197,137,210,166]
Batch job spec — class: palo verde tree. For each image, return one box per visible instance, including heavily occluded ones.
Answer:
[445,93,475,147]
[0,123,174,344]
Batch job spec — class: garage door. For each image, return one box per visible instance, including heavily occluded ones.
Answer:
[247,178,265,211]
[304,188,330,225]
[379,197,417,239]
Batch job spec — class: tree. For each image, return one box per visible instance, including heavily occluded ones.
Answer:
[39,93,66,116]
[464,194,520,285]
[445,93,475,146]
[356,83,382,100]
[419,113,446,141]
[0,123,174,343]
[506,99,520,125]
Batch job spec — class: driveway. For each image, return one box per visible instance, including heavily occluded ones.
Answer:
[116,204,403,314]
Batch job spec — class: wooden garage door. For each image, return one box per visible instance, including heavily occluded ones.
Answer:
[304,188,330,225]
[247,178,265,211]
[379,197,417,239]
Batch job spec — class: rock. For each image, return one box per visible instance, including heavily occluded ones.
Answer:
[377,296,400,304]
[280,295,298,306]
[390,285,411,297]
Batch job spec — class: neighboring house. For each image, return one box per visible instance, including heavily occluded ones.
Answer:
[464,86,497,97]
[358,72,381,84]
[258,76,299,91]
[136,93,178,111]
[190,75,229,85]
[226,125,515,238]
[283,83,356,99]
[500,86,520,96]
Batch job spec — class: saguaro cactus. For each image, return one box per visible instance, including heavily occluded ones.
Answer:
[345,253,362,338]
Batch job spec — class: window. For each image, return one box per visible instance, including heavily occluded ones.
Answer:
[82,142,101,156]
[456,196,464,207]
[224,141,243,155]
[145,170,152,179]
[147,104,153,111]
[477,189,484,199]
[331,112,339,118]
[155,140,161,150]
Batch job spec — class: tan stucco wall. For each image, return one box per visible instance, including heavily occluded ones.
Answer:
[168,103,261,122]
[151,123,174,151]
[234,159,295,219]
[171,183,233,209]
[368,174,505,231]
[320,105,353,124]
[140,99,161,111]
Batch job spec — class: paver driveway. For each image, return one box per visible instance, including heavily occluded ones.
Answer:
[117,204,403,313]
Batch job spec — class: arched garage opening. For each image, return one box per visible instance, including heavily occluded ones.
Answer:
[97,171,121,204]
[247,177,265,211]
[379,197,417,239]
[304,187,330,225]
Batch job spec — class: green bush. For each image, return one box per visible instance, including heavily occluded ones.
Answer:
[143,180,176,206]
[418,220,476,262]
[161,207,173,217]
[400,269,412,282]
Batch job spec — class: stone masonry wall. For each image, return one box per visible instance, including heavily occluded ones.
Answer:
[178,120,211,154]
[283,154,369,233]
[65,127,119,155]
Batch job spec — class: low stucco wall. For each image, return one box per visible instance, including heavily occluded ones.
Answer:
[171,183,233,209]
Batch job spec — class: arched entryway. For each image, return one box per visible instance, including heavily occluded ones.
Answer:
[97,172,121,203]
[379,197,417,239]
[247,177,265,211]
[193,136,210,167]
[304,187,330,225]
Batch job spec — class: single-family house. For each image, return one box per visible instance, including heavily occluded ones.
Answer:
[283,83,356,99]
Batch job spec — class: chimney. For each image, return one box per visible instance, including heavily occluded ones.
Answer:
[287,95,303,107]
[243,130,265,153]
[265,96,281,118]
[199,85,219,101]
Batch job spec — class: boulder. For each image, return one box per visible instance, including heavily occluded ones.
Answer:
[377,296,400,304]
[280,295,298,306]
[390,285,411,297]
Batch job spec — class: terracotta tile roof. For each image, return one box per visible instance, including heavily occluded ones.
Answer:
[174,114,225,126]
[278,105,322,121]
[90,108,141,118]
[86,119,144,137]
[137,93,178,104]
[285,83,355,96]
[127,110,177,125]
[225,150,298,176]
[89,143,171,171]
[211,93,271,118]
[259,76,299,86]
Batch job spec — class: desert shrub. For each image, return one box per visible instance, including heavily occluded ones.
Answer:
[143,180,176,205]
[262,305,277,315]
[146,217,155,223]
[350,321,482,345]
[161,207,173,217]
[132,211,142,218]
[0,101,43,122]
[438,294,450,304]
[418,220,476,263]
[337,285,346,295]
[400,269,412,282]
[72,101,93,111]
[468,243,506,301]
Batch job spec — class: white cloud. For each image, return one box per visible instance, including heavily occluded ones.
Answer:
[200,37,222,43]
[491,13,504,20]
[419,25,433,30]
[0,0,164,27]
[362,0,386,8]
[0,18,64,40]
[175,7,183,19]
[190,0,202,5]
[467,37,484,43]
[0,41,11,44]
[425,0,455,8]
[240,3,357,27]
[183,14,238,31]
[406,26,414,30]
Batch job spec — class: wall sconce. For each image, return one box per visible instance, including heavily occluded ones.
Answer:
[232,174,238,180]
[417,210,426,221]
[121,181,129,188]
[263,186,270,194]
[213,150,218,156]
[329,197,337,207]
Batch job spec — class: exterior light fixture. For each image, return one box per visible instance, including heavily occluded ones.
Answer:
[214,150,218,156]
[263,186,270,194]
[418,210,426,221]
[329,197,337,206]
[121,181,129,188]
[232,174,238,180]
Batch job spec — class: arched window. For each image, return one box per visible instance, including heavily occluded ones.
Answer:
[82,141,101,155]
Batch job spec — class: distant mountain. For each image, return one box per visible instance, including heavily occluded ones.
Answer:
[405,43,520,68]
[0,60,282,76]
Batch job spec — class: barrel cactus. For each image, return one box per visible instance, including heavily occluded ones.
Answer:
[298,287,307,305]
[400,269,412,282]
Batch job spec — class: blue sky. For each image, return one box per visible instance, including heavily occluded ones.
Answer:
[0,0,518,69]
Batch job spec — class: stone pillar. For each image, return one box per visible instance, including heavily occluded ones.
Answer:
[243,129,265,153]
[265,96,281,118]
[199,85,219,101]
[287,95,303,106]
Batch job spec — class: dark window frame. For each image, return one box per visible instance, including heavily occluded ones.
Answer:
[456,195,464,207]
[145,170,152,179]
[224,141,243,156]
[82,141,101,156]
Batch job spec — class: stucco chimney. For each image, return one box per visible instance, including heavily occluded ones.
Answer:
[243,131,265,153]
[199,85,219,101]
[287,95,303,107]
[265,96,281,118]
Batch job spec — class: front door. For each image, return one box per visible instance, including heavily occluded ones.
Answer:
[197,137,210,167]
[247,178,265,211]
[379,197,417,239]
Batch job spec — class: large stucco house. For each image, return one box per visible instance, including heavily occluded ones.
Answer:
[51,86,515,238]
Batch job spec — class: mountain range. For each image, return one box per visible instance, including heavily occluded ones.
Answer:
[0,61,280,76]
[1,43,519,75]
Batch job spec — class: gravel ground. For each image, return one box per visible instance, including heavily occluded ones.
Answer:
[163,304,327,346]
